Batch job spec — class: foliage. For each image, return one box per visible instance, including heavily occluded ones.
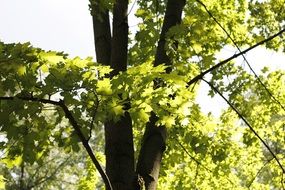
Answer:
[1,0,285,189]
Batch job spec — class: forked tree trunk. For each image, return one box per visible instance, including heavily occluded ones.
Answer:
[92,0,185,189]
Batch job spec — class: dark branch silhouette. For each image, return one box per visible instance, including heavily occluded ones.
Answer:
[0,96,112,190]
[172,132,235,185]
[202,79,285,174]
[187,27,285,87]
[195,0,285,112]
[247,158,274,188]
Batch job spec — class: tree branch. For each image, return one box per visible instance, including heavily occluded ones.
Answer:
[0,96,113,190]
[202,79,285,174]
[136,1,186,189]
[0,96,61,106]
[28,156,72,189]
[195,0,285,112]
[247,158,274,188]
[174,138,235,185]
[187,27,285,87]
[57,100,113,190]
[154,0,185,69]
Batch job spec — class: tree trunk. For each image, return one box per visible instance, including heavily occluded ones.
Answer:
[92,0,135,189]
[92,0,185,189]
[136,113,167,190]
[136,0,186,189]
[92,1,111,65]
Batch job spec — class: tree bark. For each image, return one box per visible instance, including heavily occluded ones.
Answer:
[106,1,134,189]
[92,0,185,189]
[92,1,111,65]
[92,0,135,189]
[136,113,166,190]
[110,0,129,76]
[154,0,185,68]
[136,1,186,189]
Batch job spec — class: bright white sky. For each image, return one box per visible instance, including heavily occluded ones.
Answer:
[0,0,284,116]
[0,0,94,57]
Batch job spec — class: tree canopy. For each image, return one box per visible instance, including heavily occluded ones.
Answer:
[0,0,285,189]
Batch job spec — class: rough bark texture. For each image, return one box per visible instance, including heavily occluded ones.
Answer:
[154,0,185,68]
[136,0,186,189]
[104,114,134,190]
[110,0,129,76]
[92,0,185,189]
[92,0,134,189]
[92,2,111,65]
[136,114,167,190]
[106,1,134,189]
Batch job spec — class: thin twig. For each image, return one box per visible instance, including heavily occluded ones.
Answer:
[88,91,99,141]
[174,137,235,185]
[28,156,72,189]
[247,158,274,188]
[187,27,285,87]
[175,138,213,173]
[127,0,138,17]
[202,79,285,174]
[195,0,285,112]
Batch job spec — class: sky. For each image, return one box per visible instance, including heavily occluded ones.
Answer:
[0,0,94,57]
[1,0,284,116]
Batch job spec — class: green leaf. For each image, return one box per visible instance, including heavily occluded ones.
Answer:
[96,78,112,95]
[161,116,176,128]
[0,175,5,189]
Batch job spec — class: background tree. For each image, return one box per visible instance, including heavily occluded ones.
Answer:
[1,0,285,189]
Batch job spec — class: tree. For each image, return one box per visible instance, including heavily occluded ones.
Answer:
[1,149,80,190]
[1,0,285,189]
